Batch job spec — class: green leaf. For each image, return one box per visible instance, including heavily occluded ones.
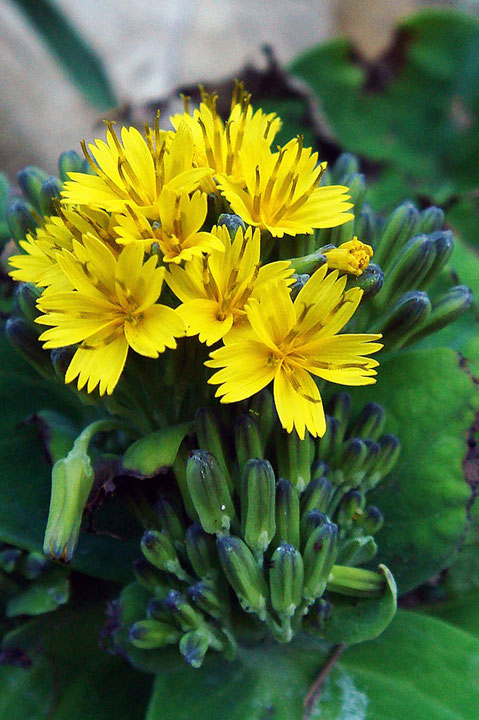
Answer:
[146,608,479,719]
[320,565,397,645]
[12,0,117,110]
[0,330,138,583]
[122,422,194,477]
[0,601,152,720]
[357,347,478,593]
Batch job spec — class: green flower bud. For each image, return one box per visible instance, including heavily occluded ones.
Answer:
[354,204,376,248]
[274,479,300,548]
[270,543,304,616]
[349,402,386,442]
[217,536,268,619]
[336,536,378,566]
[303,521,338,602]
[39,177,61,217]
[408,285,473,345]
[416,206,444,235]
[50,346,75,380]
[241,459,276,554]
[327,565,384,597]
[185,524,219,578]
[248,388,275,447]
[316,416,339,461]
[341,438,368,477]
[343,172,366,214]
[16,166,49,212]
[332,153,359,182]
[179,630,210,668]
[15,282,41,324]
[58,150,83,183]
[362,506,384,534]
[133,559,169,596]
[370,291,432,350]
[7,199,38,242]
[300,476,332,519]
[380,234,436,306]
[156,497,185,550]
[301,510,329,549]
[195,407,231,489]
[5,318,53,381]
[337,491,365,526]
[346,262,384,302]
[327,393,351,442]
[140,530,188,581]
[165,590,205,631]
[146,597,171,622]
[418,230,455,290]
[187,578,223,619]
[217,213,246,238]
[374,201,419,270]
[186,451,235,534]
[129,619,180,649]
[377,434,401,476]
[235,415,263,470]
[276,428,313,492]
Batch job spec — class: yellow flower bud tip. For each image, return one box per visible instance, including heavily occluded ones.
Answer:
[324,238,374,276]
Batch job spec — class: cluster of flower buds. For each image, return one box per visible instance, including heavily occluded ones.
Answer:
[0,542,69,623]
[315,154,472,350]
[109,391,399,670]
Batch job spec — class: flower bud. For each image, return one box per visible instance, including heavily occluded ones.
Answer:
[354,203,376,248]
[327,565,384,597]
[377,434,401,476]
[300,476,332,518]
[216,536,268,619]
[371,291,432,350]
[276,429,313,492]
[418,230,454,288]
[346,262,384,301]
[50,346,75,381]
[187,578,223,619]
[362,506,384,534]
[179,630,209,668]
[336,536,378,566]
[156,497,185,550]
[16,166,49,212]
[380,235,436,305]
[416,206,444,235]
[337,491,365,526]
[332,153,359,182]
[408,285,473,345]
[217,213,246,239]
[373,201,419,270]
[146,598,171,622]
[185,524,219,578]
[324,237,373,277]
[58,150,83,183]
[269,543,304,616]
[140,530,188,581]
[5,318,53,381]
[195,407,231,489]
[248,388,275,446]
[274,479,300,548]
[39,177,61,217]
[241,459,276,554]
[301,510,329,548]
[235,414,263,470]
[303,521,338,602]
[15,282,41,324]
[349,402,386,442]
[133,559,169,596]
[165,590,205,631]
[7,200,38,242]
[327,393,351,442]
[186,451,235,534]
[316,416,339,461]
[129,620,180,649]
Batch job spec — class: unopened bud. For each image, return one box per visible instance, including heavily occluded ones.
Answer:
[39,177,61,217]
[408,285,473,345]
[249,388,275,446]
[7,200,38,242]
[362,506,384,534]
[217,536,268,619]
[186,451,235,534]
[354,204,376,248]
[324,237,373,277]
[165,590,205,631]
[141,530,187,581]
[6,318,53,381]
[146,598,171,621]
[350,402,386,441]
[303,521,338,602]
[179,630,209,668]
[336,536,378,566]
[217,213,246,239]
[377,434,401,476]
[187,578,223,619]
[274,479,300,548]
[15,282,41,324]
[195,407,231,488]
[332,153,359,182]
[300,476,332,518]
[374,201,419,270]
[129,619,180,649]
[327,393,351,440]
[17,166,49,212]
[269,543,304,616]
[416,206,444,235]
[371,291,432,350]
[156,497,184,549]
[380,235,436,305]
[346,262,384,301]
[327,565,384,597]
[316,415,339,461]
[241,459,276,554]
[133,559,169,596]
[235,415,263,470]
[185,523,219,578]
[301,510,329,548]
[58,150,83,183]
[337,491,365,526]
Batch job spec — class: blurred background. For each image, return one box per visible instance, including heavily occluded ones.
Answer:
[1,0,478,175]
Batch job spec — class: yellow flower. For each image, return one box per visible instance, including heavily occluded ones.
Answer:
[206,266,382,439]
[216,137,354,237]
[9,207,116,293]
[166,224,294,345]
[324,238,373,276]
[170,84,281,189]
[36,234,185,395]
[61,121,212,218]
[114,188,224,263]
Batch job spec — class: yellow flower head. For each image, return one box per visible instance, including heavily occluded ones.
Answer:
[114,188,223,263]
[61,120,212,218]
[324,237,373,276]
[167,224,294,346]
[216,136,354,237]
[36,235,185,395]
[9,207,117,293]
[206,266,382,439]
[170,84,281,188]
